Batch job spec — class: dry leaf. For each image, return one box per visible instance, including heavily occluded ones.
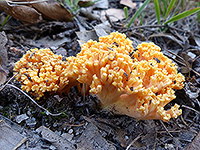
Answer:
[0,32,8,85]
[0,0,72,24]
[76,30,99,45]
[186,131,200,150]
[94,0,108,9]
[0,1,42,24]
[185,82,200,100]
[148,33,183,48]
[0,65,7,85]
[120,0,136,8]
[36,126,75,149]
[100,8,125,22]
[94,26,108,37]
[29,0,73,22]
[178,51,192,74]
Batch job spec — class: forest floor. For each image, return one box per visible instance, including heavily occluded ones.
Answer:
[0,0,200,150]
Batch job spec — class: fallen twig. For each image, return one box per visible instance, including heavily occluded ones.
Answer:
[165,53,200,77]
[167,25,200,39]
[192,55,200,65]
[0,73,18,92]
[164,48,191,79]
[64,123,85,127]
[182,105,200,115]
[80,8,100,21]
[159,120,173,138]
[121,24,200,39]
[105,13,124,30]
[180,115,188,127]
[157,129,198,134]
[6,84,62,116]
[121,24,168,32]
[126,133,142,150]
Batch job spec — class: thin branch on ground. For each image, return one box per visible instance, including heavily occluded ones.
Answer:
[159,120,173,138]
[126,133,142,150]
[192,55,200,64]
[167,25,200,38]
[164,48,191,79]
[6,84,63,116]
[166,53,200,77]
[105,13,124,30]
[121,24,200,38]
[190,69,200,77]
[64,123,85,127]
[182,105,200,115]
[0,73,18,92]
[157,129,198,135]
[121,24,167,32]
[180,115,188,127]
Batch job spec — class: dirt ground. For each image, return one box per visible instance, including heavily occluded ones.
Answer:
[0,0,200,150]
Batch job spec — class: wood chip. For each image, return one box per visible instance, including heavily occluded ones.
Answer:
[0,120,27,150]
[76,122,116,150]
[185,132,200,150]
[36,126,75,150]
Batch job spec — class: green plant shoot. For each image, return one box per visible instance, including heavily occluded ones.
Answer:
[1,15,10,29]
[154,0,160,24]
[198,2,200,23]
[164,7,200,25]
[124,7,128,22]
[127,0,151,28]
[163,0,176,23]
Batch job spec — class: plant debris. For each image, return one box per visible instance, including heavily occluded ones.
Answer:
[0,120,27,150]
[0,0,200,149]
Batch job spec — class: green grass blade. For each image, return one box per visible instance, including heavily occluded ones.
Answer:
[65,0,70,6]
[164,7,200,25]
[198,2,200,23]
[181,0,184,10]
[1,15,10,28]
[75,0,79,4]
[127,0,151,28]
[161,0,167,15]
[139,14,143,25]
[124,7,128,21]
[159,0,165,15]
[163,0,176,22]
[154,0,160,24]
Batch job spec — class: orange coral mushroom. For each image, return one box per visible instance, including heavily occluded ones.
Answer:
[13,32,185,121]
[13,48,69,99]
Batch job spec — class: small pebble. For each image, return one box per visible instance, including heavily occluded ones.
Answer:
[188,52,196,59]
[15,114,29,123]
[68,129,73,134]
[125,136,129,140]
[49,145,56,150]
[53,123,57,128]
[55,130,61,135]
[26,117,36,128]
[26,110,31,116]
[61,133,74,141]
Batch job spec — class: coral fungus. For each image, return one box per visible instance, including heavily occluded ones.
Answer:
[14,32,185,122]
[13,48,69,99]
